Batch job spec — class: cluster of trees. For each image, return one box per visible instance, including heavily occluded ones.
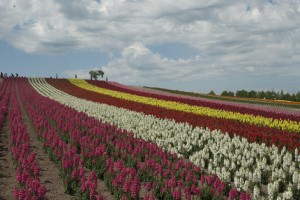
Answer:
[214,89,300,102]
[89,70,104,80]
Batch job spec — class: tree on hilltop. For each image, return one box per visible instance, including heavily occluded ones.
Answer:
[221,90,234,97]
[208,90,215,95]
[89,70,104,80]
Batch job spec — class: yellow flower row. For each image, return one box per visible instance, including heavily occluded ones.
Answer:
[68,79,300,133]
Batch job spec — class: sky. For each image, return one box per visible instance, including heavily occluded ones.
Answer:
[0,0,300,94]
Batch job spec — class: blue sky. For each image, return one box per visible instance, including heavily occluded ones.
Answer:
[1,0,300,94]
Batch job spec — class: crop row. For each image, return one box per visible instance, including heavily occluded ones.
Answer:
[68,79,300,133]
[32,78,300,199]
[0,78,10,128]
[7,79,46,199]
[87,80,300,122]
[46,78,299,151]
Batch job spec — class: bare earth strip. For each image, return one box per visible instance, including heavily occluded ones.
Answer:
[0,119,16,200]
[0,93,15,199]
[97,181,115,200]
[15,85,76,200]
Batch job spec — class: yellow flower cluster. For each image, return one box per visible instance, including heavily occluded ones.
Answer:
[68,79,300,133]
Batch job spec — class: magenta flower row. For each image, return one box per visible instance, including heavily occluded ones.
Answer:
[5,79,46,200]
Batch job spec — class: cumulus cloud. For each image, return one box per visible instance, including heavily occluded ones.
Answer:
[101,43,254,84]
[1,0,300,82]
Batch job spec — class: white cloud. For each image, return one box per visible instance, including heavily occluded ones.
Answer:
[1,0,300,81]
[101,43,249,84]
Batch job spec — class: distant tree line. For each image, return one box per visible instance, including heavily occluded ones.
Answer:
[215,89,300,102]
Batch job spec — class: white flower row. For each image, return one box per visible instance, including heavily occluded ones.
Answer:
[29,78,300,200]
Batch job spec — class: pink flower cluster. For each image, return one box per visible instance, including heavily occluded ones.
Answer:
[0,78,11,130]
[107,160,141,199]
[8,79,46,200]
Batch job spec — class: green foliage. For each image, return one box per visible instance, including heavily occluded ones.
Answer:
[236,89,248,97]
[221,90,234,97]
[208,90,216,95]
[235,89,300,102]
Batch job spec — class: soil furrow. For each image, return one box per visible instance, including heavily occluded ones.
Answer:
[0,87,15,200]
[15,84,75,200]
[0,117,16,200]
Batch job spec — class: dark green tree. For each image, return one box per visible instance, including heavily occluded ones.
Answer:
[97,70,104,78]
[208,90,215,95]
[89,70,105,80]
[248,90,257,98]
[296,92,300,101]
[221,90,234,97]
[257,91,266,99]
[236,90,248,97]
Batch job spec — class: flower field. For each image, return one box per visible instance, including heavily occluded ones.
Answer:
[0,78,299,200]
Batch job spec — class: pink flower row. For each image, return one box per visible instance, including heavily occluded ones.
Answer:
[7,79,46,200]
[0,78,10,130]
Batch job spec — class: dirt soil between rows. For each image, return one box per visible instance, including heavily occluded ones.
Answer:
[0,115,16,199]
